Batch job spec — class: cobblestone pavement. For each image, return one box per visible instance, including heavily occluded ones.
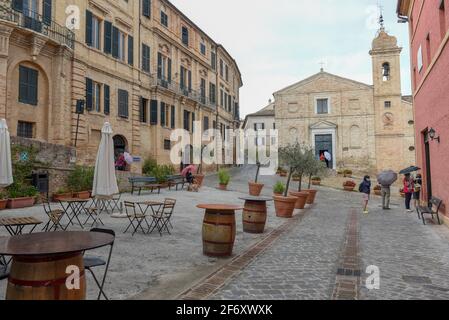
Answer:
[209,167,449,300]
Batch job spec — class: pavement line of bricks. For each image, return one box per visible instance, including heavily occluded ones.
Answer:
[331,208,361,300]
[177,209,311,300]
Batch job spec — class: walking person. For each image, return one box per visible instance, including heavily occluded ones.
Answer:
[403,173,414,213]
[377,170,398,211]
[359,175,372,215]
[413,174,422,210]
[381,183,391,210]
[324,150,332,169]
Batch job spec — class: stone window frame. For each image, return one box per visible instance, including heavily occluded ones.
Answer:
[314,96,331,115]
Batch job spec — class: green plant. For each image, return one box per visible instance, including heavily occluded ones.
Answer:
[218,169,231,185]
[344,169,353,176]
[305,155,328,189]
[67,166,94,192]
[55,187,71,195]
[142,158,158,176]
[0,191,8,200]
[7,183,38,199]
[273,181,286,194]
[312,176,321,181]
[145,163,175,184]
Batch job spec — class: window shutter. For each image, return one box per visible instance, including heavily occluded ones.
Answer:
[85,78,93,111]
[118,89,129,118]
[171,105,175,129]
[167,58,172,83]
[128,36,134,66]
[160,102,166,126]
[104,84,110,115]
[192,112,195,132]
[112,26,119,58]
[104,21,112,54]
[85,10,93,46]
[157,52,162,79]
[180,67,185,88]
[139,97,146,122]
[29,69,38,105]
[150,100,158,125]
[43,0,52,25]
[12,0,23,12]
[142,0,151,17]
[19,66,28,103]
[188,70,192,91]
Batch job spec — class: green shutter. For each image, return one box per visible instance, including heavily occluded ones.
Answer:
[85,10,93,46]
[150,100,158,125]
[128,36,134,66]
[104,84,110,115]
[85,78,93,111]
[12,0,23,12]
[112,26,119,58]
[43,0,52,26]
[104,21,112,54]
[167,58,172,83]
[142,0,151,17]
[171,105,175,129]
[160,102,166,126]
[157,52,162,79]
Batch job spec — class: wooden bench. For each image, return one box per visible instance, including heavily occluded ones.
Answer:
[129,177,163,195]
[167,175,186,191]
[417,197,443,225]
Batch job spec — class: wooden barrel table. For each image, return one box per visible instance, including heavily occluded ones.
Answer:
[0,231,114,300]
[197,204,243,257]
[239,196,273,234]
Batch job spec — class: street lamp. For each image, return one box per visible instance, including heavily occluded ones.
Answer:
[429,128,440,143]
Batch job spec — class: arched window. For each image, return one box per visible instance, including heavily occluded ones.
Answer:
[350,125,361,148]
[382,63,391,81]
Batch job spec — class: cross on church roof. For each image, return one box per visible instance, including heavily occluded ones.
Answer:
[319,61,325,72]
[378,2,385,31]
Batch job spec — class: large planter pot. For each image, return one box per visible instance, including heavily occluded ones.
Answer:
[248,182,264,196]
[273,196,297,218]
[7,197,36,209]
[73,191,91,199]
[303,189,318,205]
[273,192,283,197]
[218,184,228,191]
[280,172,287,177]
[344,186,355,192]
[194,174,205,188]
[0,199,8,210]
[312,180,321,186]
[289,191,309,210]
[53,193,73,202]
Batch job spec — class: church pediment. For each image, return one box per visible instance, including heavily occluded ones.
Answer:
[310,120,337,130]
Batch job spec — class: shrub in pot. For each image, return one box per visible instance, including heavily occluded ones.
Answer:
[311,176,322,186]
[303,153,327,205]
[374,185,382,196]
[218,169,230,190]
[68,166,94,199]
[0,191,8,210]
[7,183,38,209]
[273,181,285,196]
[344,169,353,178]
[53,187,73,201]
[343,180,356,192]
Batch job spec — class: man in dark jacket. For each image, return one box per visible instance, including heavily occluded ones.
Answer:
[359,176,372,214]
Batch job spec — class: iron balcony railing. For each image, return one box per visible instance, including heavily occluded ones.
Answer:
[150,74,217,110]
[0,4,74,49]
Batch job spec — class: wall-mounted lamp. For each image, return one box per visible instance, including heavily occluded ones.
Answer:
[429,128,441,143]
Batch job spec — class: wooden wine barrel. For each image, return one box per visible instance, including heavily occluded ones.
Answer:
[201,206,238,257]
[6,253,86,300]
[242,200,267,234]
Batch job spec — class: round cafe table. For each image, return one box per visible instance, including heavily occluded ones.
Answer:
[0,231,114,300]
[197,204,243,257]
[239,196,273,234]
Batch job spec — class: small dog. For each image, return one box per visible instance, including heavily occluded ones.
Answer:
[188,184,199,192]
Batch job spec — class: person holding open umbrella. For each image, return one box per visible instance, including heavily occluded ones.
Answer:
[377,170,398,210]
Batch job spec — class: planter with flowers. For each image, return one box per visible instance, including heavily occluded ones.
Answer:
[0,191,8,210]
[343,180,356,192]
[6,184,38,209]
[53,188,73,202]
[311,176,321,186]
[374,185,382,196]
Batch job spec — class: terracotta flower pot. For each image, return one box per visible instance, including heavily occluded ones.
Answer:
[273,192,283,196]
[273,196,298,218]
[73,191,91,199]
[53,193,73,202]
[0,199,8,210]
[280,172,287,177]
[248,182,264,196]
[312,180,321,186]
[289,191,309,210]
[194,174,205,187]
[344,186,355,192]
[218,184,228,191]
[303,189,318,205]
[7,197,36,209]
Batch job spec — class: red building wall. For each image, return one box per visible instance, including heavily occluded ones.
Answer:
[407,0,449,217]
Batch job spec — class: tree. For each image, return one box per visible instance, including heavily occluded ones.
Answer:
[305,154,328,189]
[278,142,310,197]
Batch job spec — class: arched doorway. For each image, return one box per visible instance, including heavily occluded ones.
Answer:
[113,135,127,158]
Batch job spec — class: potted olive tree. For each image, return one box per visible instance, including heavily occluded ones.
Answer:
[249,161,264,196]
[273,143,307,218]
[288,146,314,210]
[343,180,357,192]
[304,156,327,205]
[68,166,94,199]
[273,181,285,196]
[218,168,231,190]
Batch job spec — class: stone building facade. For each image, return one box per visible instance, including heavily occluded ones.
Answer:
[0,0,242,173]
[273,29,416,173]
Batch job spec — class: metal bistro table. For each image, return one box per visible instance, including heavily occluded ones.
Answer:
[197,204,243,257]
[239,196,273,234]
[0,231,114,300]
[58,198,90,230]
[136,201,164,234]
[0,217,43,236]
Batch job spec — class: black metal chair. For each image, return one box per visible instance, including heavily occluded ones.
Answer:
[83,228,115,300]
[148,199,176,236]
[42,197,65,231]
[0,256,9,281]
[123,201,150,236]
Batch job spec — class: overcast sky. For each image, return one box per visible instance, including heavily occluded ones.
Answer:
[170,0,411,117]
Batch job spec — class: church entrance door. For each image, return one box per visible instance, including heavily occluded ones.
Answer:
[315,134,333,168]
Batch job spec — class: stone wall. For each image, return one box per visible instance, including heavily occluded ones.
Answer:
[11,136,76,195]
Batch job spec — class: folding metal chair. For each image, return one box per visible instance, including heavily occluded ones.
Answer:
[148,199,176,236]
[106,193,123,213]
[83,207,105,227]
[84,228,115,300]
[123,201,150,236]
[41,197,65,232]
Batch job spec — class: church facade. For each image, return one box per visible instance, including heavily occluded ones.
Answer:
[273,29,416,173]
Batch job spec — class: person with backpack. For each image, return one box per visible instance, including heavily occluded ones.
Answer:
[403,173,415,213]
[359,176,372,215]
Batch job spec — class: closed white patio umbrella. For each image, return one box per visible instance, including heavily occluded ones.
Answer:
[0,119,13,188]
[92,122,119,197]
